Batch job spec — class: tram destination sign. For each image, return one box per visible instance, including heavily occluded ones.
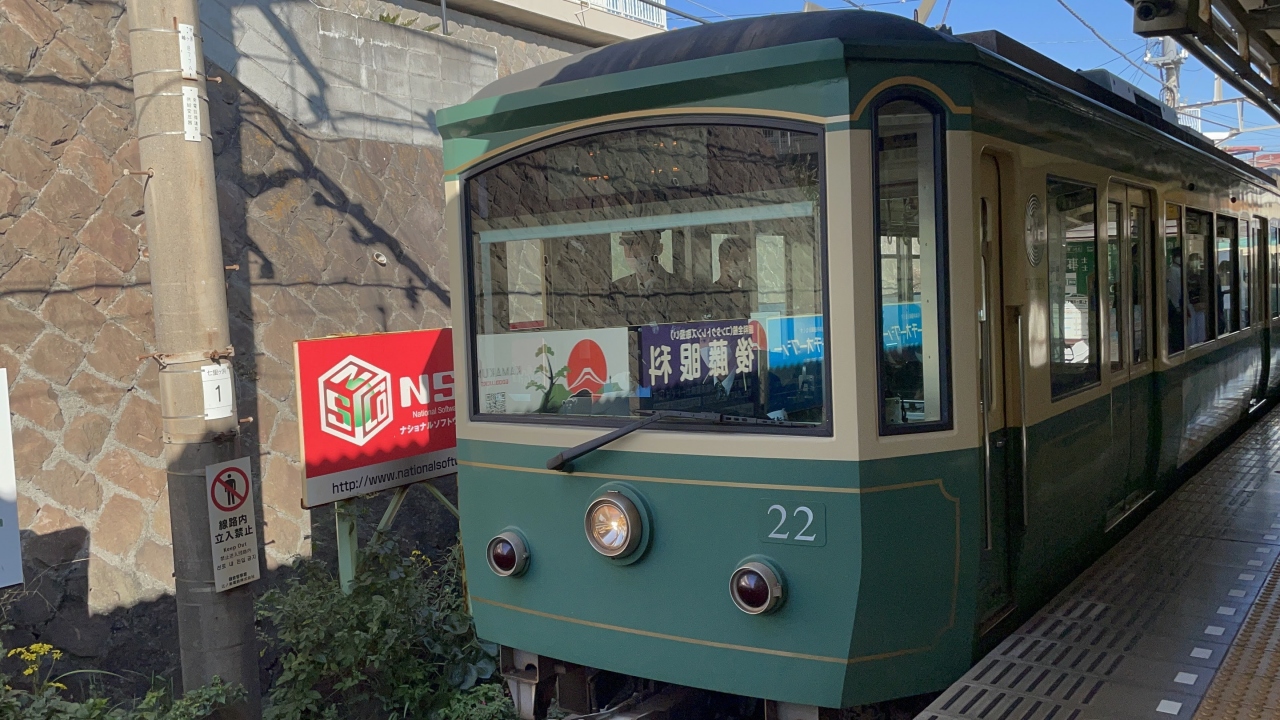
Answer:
[294,329,457,508]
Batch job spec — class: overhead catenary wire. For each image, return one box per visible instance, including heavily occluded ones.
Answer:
[1053,0,1162,85]
[634,0,710,24]
[683,0,730,18]
[938,0,954,26]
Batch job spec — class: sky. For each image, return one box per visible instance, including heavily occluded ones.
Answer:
[657,0,1280,154]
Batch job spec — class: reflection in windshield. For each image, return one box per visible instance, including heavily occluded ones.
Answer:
[466,123,826,427]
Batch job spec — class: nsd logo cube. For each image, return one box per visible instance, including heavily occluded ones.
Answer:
[319,356,393,446]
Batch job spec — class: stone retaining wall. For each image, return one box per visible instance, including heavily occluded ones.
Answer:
[0,0,563,686]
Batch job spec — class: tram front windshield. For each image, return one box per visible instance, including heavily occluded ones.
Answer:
[465,122,827,428]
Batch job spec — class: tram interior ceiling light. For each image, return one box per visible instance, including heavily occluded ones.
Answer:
[585,492,642,558]
[487,531,530,577]
[730,561,785,615]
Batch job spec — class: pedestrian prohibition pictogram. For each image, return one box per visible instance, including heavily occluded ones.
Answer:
[211,467,249,512]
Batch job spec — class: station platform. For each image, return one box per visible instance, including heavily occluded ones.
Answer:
[918,409,1280,720]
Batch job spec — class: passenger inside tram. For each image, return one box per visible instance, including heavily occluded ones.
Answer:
[709,235,753,320]
[611,230,681,325]
[1187,251,1208,344]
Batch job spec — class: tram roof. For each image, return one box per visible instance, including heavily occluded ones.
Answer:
[473,10,960,100]
[461,10,1273,189]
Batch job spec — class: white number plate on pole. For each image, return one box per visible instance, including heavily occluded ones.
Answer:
[182,85,201,142]
[201,363,233,419]
[0,370,24,589]
[177,23,199,80]
[206,457,260,592]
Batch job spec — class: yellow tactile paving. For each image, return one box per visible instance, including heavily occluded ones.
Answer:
[1196,571,1280,719]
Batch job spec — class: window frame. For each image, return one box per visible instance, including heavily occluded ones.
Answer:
[1046,175,1102,401]
[870,89,954,436]
[459,115,835,437]
[1184,206,1217,348]
[1270,220,1280,321]
[1165,203,1186,357]
[1215,213,1241,337]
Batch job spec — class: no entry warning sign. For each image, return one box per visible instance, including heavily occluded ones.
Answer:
[205,457,260,592]
[211,466,249,512]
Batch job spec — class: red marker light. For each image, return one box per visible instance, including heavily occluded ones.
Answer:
[730,562,784,615]
[487,531,529,577]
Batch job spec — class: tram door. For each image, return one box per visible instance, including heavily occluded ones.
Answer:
[977,154,1015,632]
[1104,185,1156,528]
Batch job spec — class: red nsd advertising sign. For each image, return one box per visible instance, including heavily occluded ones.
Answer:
[294,329,456,508]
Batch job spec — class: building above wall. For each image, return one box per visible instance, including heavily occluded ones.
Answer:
[429,0,665,46]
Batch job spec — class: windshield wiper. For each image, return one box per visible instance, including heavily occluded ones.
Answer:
[546,410,810,472]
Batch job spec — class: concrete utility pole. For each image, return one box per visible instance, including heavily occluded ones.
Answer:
[126,0,261,714]
[1146,36,1185,108]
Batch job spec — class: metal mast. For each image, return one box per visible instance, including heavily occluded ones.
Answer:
[1146,36,1186,107]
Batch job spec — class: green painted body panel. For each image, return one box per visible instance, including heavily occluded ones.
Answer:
[459,330,1269,706]
[1001,336,1264,630]
[459,441,976,706]
[441,39,850,176]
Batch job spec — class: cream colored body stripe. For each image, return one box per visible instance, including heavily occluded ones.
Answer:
[459,459,943,495]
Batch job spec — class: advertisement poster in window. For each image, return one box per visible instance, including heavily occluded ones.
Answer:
[294,329,456,508]
[763,315,824,419]
[638,316,825,422]
[476,328,631,416]
[639,320,762,390]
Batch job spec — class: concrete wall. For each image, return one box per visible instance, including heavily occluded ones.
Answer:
[201,0,498,146]
[322,0,586,77]
[200,0,588,147]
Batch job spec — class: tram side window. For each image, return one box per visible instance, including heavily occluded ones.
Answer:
[1185,208,1214,346]
[1047,178,1100,399]
[1130,203,1149,363]
[1271,223,1280,320]
[1106,202,1122,372]
[1166,204,1185,355]
[1240,219,1254,328]
[1216,215,1239,335]
[874,99,951,433]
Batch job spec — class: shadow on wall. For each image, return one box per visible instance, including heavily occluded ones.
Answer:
[1,478,459,702]
[206,59,454,583]
[199,0,505,146]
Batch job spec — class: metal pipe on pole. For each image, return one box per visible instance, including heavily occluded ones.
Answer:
[125,0,261,713]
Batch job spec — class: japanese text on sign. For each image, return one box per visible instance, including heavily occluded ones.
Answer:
[640,320,758,390]
[205,457,260,592]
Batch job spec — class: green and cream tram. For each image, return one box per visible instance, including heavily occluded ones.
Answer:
[439,11,1280,715]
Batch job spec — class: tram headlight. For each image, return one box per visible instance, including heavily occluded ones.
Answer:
[730,561,784,615]
[487,531,530,577]
[585,492,642,558]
